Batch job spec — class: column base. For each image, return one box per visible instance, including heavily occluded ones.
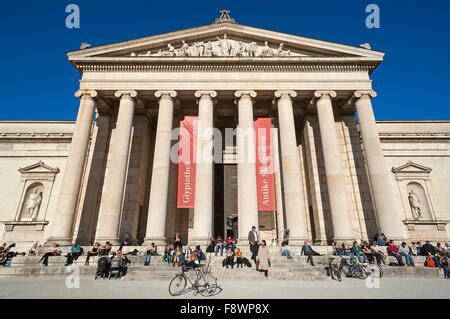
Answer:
[94,237,121,245]
[333,237,357,245]
[142,237,167,247]
[189,237,211,247]
[44,237,73,247]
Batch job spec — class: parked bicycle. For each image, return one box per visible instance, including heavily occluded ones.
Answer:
[339,256,383,280]
[168,264,221,297]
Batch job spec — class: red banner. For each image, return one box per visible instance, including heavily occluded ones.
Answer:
[177,116,197,208]
[254,118,276,211]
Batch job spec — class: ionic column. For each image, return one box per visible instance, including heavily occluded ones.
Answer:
[95,90,137,244]
[143,91,177,246]
[47,90,97,245]
[235,90,259,242]
[274,91,307,244]
[192,91,217,244]
[314,91,354,242]
[354,91,405,240]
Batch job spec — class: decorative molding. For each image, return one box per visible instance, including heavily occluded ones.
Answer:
[402,219,448,231]
[129,34,292,58]
[3,220,49,232]
[392,160,432,174]
[76,63,375,73]
[214,9,235,24]
[18,160,60,175]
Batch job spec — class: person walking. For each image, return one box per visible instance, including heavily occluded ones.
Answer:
[248,226,260,263]
[257,240,270,277]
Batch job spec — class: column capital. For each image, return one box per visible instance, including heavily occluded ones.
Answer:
[75,89,97,98]
[234,90,257,99]
[274,90,297,99]
[155,90,177,99]
[194,90,217,99]
[353,90,377,99]
[314,90,337,99]
[114,90,138,98]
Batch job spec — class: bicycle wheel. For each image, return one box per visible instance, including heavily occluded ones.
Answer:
[352,265,369,279]
[168,275,187,296]
[198,273,218,297]
[333,266,342,282]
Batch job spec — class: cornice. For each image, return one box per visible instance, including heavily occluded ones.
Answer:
[75,62,375,73]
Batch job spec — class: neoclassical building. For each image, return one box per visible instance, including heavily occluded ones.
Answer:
[1,12,449,247]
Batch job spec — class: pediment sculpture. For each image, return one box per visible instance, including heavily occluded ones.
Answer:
[130,34,292,58]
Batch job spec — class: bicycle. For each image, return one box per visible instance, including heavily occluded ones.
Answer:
[339,257,368,279]
[168,264,220,297]
[339,257,383,280]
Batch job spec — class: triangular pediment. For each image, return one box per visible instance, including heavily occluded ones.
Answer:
[18,161,60,174]
[391,161,432,174]
[67,22,384,62]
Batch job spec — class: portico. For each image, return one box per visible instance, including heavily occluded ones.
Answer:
[2,12,448,248]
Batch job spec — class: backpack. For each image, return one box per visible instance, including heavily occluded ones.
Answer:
[425,257,435,267]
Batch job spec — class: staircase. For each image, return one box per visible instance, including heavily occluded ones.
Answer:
[0,247,443,281]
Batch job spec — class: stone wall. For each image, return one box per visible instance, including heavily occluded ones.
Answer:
[0,121,75,247]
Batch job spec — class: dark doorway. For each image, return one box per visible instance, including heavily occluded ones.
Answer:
[214,164,224,238]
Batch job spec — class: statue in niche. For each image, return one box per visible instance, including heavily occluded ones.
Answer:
[25,188,42,220]
[217,33,231,56]
[408,190,422,220]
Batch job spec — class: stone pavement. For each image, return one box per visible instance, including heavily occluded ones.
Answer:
[0,277,448,299]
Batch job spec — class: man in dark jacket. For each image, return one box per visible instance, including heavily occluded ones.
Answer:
[248,226,260,263]
[301,240,321,266]
[421,241,437,256]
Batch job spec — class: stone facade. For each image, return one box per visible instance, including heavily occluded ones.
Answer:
[0,15,449,248]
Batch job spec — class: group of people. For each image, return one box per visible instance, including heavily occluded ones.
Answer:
[331,236,449,278]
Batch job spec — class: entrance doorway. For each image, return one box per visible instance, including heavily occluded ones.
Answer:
[213,164,239,240]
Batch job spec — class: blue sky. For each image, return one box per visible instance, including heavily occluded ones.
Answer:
[0,0,448,121]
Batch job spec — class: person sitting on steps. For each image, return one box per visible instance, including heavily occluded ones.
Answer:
[39,243,61,267]
[301,240,321,266]
[65,242,83,266]
[224,247,235,269]
[235,248,244,268]
[85,242,100,266]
